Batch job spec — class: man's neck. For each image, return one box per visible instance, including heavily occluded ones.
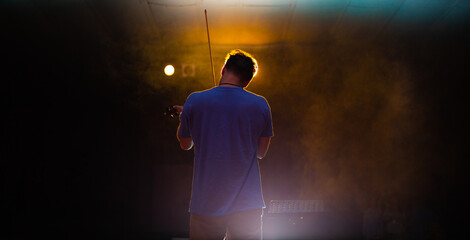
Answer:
[219,72,243,87]
[219,82,241,87]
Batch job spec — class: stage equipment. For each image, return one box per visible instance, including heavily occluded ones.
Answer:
[182,64,195,77]
[264,200,325,239]
[263,200,362,240]
[268,200,325,214]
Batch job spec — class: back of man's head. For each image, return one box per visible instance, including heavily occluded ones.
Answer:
[224,49,258,82]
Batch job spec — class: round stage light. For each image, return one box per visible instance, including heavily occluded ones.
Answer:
[164,65,175,76]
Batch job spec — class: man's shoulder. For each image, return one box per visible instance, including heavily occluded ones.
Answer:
[244,90,269,103]
[188,87,268,105]
[187,87,216,99]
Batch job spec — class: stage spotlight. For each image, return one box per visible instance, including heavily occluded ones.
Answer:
[164,65,175,76]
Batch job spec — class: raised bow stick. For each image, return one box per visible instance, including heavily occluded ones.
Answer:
[205,9,216,87]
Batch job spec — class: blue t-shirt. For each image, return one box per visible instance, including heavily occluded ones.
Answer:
[178,86,273,216]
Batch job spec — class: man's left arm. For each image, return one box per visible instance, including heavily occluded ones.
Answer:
[174,105,193,150]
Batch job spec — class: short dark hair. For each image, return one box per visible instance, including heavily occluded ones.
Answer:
[224,49,258,82]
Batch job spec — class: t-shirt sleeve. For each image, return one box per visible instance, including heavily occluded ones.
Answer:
[260,100,274,137]
[178,96,192,138]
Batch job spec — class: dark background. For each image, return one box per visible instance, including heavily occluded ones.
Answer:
[2,1,469,239]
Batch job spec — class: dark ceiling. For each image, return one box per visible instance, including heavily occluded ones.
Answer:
[5,0,470,45]
[142,0,470,45]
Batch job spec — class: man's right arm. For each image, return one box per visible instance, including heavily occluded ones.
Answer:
[178,134,193,150]
[257,137,271,159]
